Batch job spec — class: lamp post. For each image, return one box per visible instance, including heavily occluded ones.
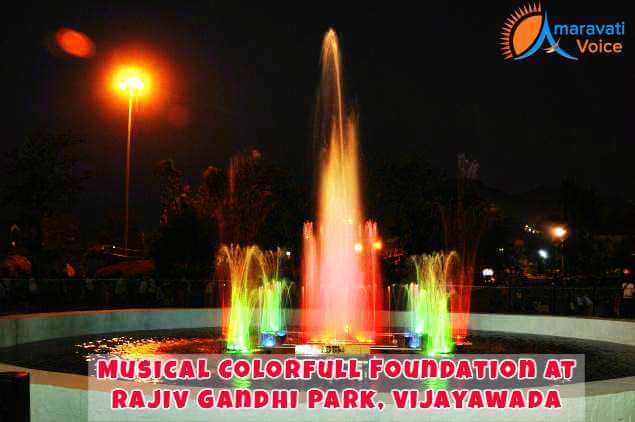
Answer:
[551,225,568,275]
[116,71,145,256]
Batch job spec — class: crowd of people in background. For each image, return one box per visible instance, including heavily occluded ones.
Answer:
[0,277,218,314]
[0,275,633,318]
[622,279,635,317]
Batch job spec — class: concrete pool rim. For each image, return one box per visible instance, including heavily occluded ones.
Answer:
[0,309,634,420]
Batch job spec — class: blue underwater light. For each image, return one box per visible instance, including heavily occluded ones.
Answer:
[405,333,422,349]
[260,332,277,348]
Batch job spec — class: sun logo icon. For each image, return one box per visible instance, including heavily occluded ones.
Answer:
[500,3,577,61]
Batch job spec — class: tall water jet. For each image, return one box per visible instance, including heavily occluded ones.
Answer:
[302,29,382,343]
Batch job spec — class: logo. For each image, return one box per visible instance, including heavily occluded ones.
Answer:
[500,3,625,61]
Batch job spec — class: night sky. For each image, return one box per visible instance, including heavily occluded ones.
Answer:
[2,1,630,232]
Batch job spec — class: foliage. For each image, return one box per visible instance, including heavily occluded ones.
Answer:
[150,197,218,278]
[439,154,498,273]
[368,151,445,255]
[155,159,184,225]
[1,131,88,272]
[559,179,632,276]
[151,148,306,277]
[2,132,88,222]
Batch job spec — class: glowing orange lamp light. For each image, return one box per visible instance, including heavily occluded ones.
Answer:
[115,68,148,94]
[551,225,567,240]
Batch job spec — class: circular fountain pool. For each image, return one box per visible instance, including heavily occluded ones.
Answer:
[1,327,634,382]
[0,310,633,421]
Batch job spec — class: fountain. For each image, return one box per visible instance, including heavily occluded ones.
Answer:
[403,253,458,355]
[257,250,292,345]
[1,29,631,421]
[216,30,466,354]
[216,246,291,353]
[301,29,382,344]
[214,31,472,354]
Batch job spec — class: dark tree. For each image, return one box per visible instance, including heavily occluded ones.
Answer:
[561,179,601,233]
[151,149,308,277]
[255,164,309,253]
[1,132,88,269]
[221,148,273,244]
[439,154,498,338]
[152,160,218,278]
[368,151,445,255]
[559,179,632,276]
[439,154,498,275]
[155,159,184,225]
[150,198,218,278]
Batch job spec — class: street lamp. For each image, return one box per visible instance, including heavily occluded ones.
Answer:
[552,225,567,240]
[550,224,568,275]
[115,68,147,255]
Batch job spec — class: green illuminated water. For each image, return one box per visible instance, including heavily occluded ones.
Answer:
[405,252,457,355]
[216,246,292,352]
[259,279,291,334]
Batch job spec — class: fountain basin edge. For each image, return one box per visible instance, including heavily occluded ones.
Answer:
[0,309,633,421]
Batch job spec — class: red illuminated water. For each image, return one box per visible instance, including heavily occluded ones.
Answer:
[301,30,382,343]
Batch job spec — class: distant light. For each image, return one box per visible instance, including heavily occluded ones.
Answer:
[354,243,363,253]
[552,225,567,239]
[523,224,539,234]
[497,247,505,253]
[285,250,291,257]
[624,268,631,276]
[373,240,383,250]
[538,249,549,259]
[482,268,494,277]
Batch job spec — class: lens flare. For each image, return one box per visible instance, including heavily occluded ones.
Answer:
[55,28,95,58]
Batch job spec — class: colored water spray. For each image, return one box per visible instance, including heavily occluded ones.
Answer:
[302,29,382,343]
[259,280,290,335]
[217,246,294,352]
[216,245,263,353]
[258,249,292,342]
[405,252,458,355]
